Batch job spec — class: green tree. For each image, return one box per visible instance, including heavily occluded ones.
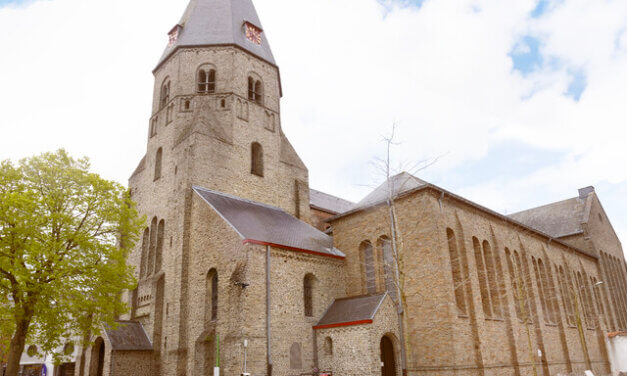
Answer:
[0,150,143,376]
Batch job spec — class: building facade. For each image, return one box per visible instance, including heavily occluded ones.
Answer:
[75,1,627,375]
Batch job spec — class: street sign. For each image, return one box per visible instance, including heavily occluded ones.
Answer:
[40,364,48,376]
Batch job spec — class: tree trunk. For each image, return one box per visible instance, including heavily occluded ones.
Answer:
[4,318,30,376]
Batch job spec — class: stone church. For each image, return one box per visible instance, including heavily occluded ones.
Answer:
[74,0,627,375]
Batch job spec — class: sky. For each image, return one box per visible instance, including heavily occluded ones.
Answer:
[1,0,627,252]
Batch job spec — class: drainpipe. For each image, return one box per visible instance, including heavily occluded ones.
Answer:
[266,245,273,376]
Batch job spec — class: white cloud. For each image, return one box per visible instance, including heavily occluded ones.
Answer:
[1,0,627,250]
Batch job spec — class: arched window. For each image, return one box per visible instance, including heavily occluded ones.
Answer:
[514,250,532,322]
[360,241,375,294]
[251,142,264,177]
[532,257,549,323]
[324,337,333,356]
[206,268,218,322]
[160,80,170,109]
[473,237,492,317]
[539,258,557,323]
[289,342,302,369]
[154,148,163,181]
[148,217,158,276]
[155,220,165,273]
[248,77,255,101]
[254,80,263,105]
[558,265,575,326]
[247,76,263,105]
[304,274,314,317]
[197,69,216,93]
[140,228,150,279]
[505,248,522,320]
[482,240,501,318]
[447,228,466,315]
[575,271,592,327]
[379,236,397,302]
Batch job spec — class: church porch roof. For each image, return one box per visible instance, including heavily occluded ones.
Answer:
[193,186,345,259]
[313,293,387,330]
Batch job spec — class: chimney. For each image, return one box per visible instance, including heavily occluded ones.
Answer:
[578,186,595,199]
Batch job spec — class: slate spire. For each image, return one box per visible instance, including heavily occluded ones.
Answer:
[157,0,276,68]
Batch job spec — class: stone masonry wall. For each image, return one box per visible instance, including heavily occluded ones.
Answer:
[330,187,615,376]
[315,295,401,376]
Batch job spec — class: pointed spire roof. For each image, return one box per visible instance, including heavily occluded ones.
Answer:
[156,0,276,70]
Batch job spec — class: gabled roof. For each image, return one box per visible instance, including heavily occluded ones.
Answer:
[508,197,587,238]
[314,293,387,329]
[351,172,427,211]
[330,174,597,259]
[104,321,152,351]
[193,186,345,259]
[309,189,354,215]
[157,0,276,69]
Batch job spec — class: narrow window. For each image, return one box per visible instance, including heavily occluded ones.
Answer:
[575,271,591,327]
[208,69,216,92]
[155,220,165,273]
[558,266,574,325]
[539,258,556,323]
[324,337,333,356]
[473,237,492,317]
[221,99,226,108]
[447,228,466,315]
[483,240,501,318]
[254,80,263,105]
[582,270,597,328]
[198,70,207,92]
[379,236,397,302]
[289,343,302,369]
[505,248,522,320]
[160,80,170,109]
[150,117,158,137]
[206,268,218,322]
[360,241,376,294]
[304,274,314,317]
[140,228,150,279]
[251,142,264,177]
[148,217,158,276]
[154,148,163,181]
[248,77,255,100]
[592,276,608,327]
[532,257,549,323]
[184,100,191,110]
[514,251,532,322]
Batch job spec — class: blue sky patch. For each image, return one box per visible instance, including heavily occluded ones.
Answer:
[510,36,543,75]
[432,140,566,189]
[566,69,587,101]
[531,0,550,18]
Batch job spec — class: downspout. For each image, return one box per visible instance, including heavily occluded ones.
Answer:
[266,245,273,376]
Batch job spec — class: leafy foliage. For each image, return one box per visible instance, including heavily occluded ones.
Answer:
[0,149,143,367]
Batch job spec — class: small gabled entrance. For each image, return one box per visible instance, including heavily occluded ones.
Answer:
[380,335,396,376]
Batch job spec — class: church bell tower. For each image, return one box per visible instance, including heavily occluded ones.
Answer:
[131,0,311,220]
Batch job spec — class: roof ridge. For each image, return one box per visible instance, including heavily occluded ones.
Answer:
[192,185,285,212]
[508,195,582,217]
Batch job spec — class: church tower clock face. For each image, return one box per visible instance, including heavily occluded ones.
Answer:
[244,22,262,45]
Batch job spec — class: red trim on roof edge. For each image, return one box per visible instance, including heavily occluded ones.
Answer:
[313,319,373,330]
[243,239,345,260]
